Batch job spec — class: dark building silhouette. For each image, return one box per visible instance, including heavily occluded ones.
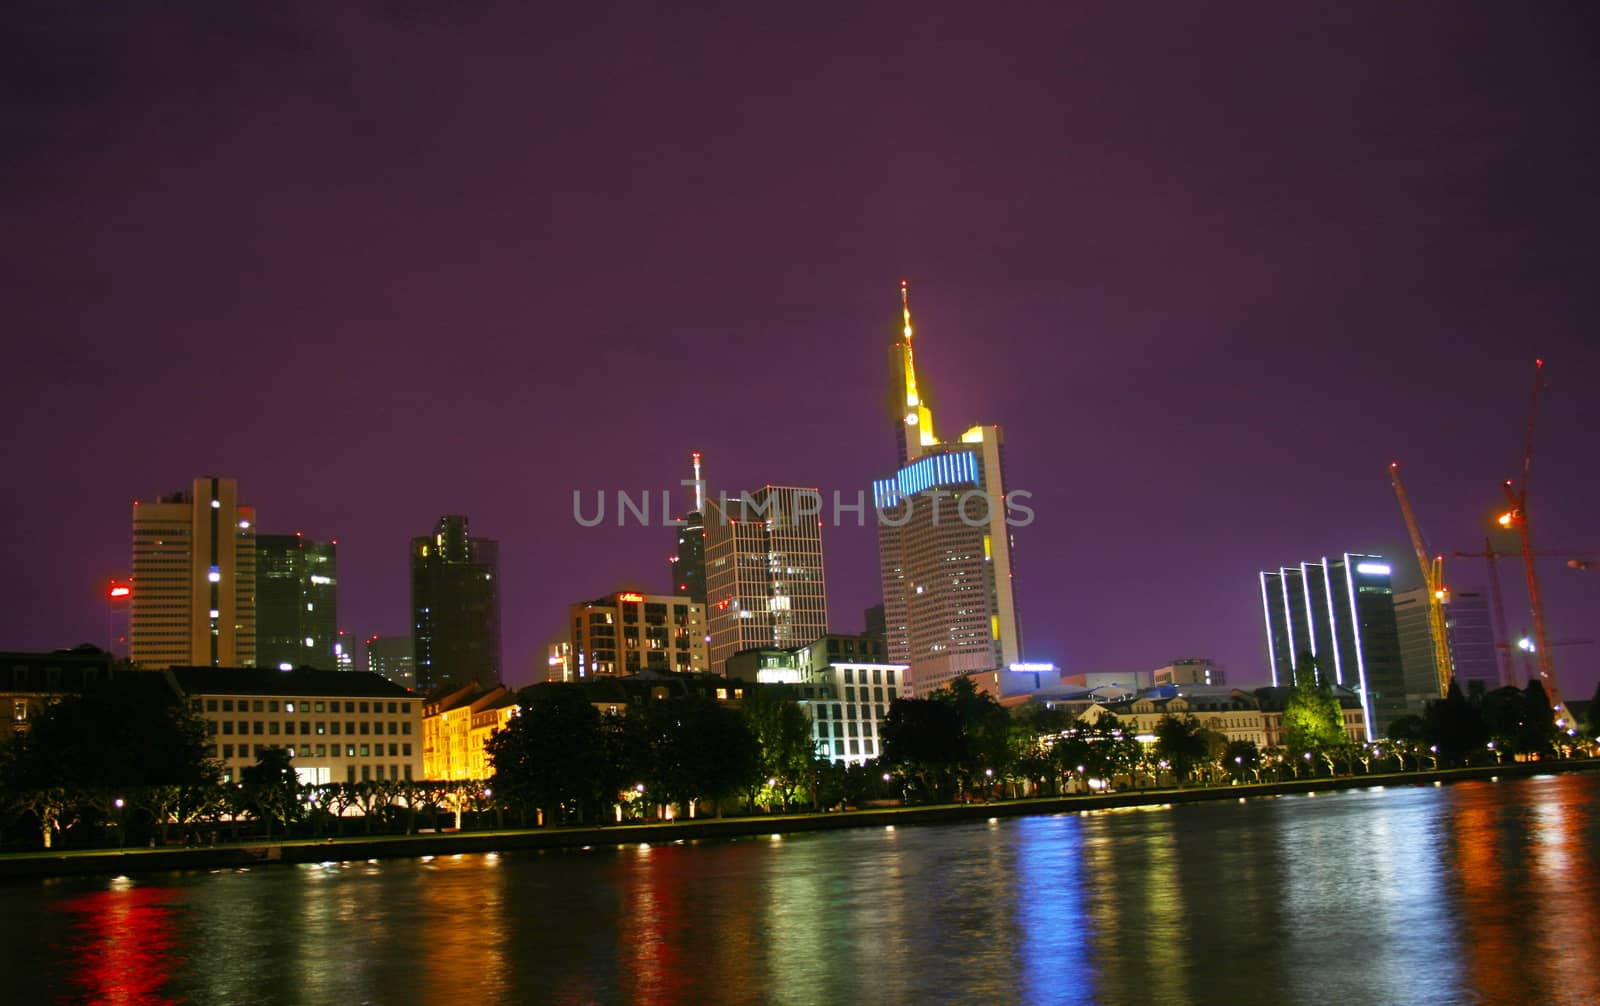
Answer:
[669,451,707,604]
[255,533,338,670]
[411,515,500,692]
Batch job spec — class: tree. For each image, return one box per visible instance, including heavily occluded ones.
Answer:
[0,677,216,848]
[880,698,963,802]
[1518,680,1560,757]
[240,746,301,836]
[932,677,1013,797]
[487,683,613,825]
[1224,739,1260,782]
[741,686,815,811]
[1424,680,1489,766]
[1154,715,1209,787]
[1284,681,1345,761]
[1586,680,1600,739]
[636,695,759,818]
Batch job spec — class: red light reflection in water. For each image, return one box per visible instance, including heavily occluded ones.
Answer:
[1451,778,1600,1005]
[621,846,688,1001]
[53,884,186,1005]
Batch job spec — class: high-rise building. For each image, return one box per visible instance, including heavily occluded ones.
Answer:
[1393,587,1439,715]
[669,451,708,604]
[411,515,501,693]
[255,533,338,671]
[875,283,1022,697]
[1395,584,1502,713]
[1444,587,1501,693]
[130,477,256,669]
[703,486,829,674]
[863,603,886,641]
[366,634,416,689]
[1259,554,1406,738]
[567,590,709,678]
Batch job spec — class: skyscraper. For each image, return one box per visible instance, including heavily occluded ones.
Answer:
[703,486,829,674]
[1444,587,1502,693]
[875,282,1022,697]
[411,515,501,692]
[1395,584,1502,712]
[130,476,256,669]
[255,533,338,671]
[669,451,707,604]
[366,634,416,689]
[1259,553,1406,738]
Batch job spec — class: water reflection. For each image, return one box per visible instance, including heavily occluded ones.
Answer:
[1011,815,1094,1005]
[7,774,1598,1005]
[55,882,187,1005]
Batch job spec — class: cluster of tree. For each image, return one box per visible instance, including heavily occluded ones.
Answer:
[5,673,1596,851]
[1386,678,1588,767]
[485,683,765,826]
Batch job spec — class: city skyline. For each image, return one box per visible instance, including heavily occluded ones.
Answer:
[2,5,1597,698]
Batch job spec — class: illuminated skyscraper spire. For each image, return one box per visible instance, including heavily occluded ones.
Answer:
[691,450,704,512]
[894,280,938,463]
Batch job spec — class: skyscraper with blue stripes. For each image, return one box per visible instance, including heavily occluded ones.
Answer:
[876,283,1022,696]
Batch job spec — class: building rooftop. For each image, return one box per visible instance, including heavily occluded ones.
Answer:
[167,667,414,698]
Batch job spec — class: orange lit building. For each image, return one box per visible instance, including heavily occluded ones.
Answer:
[422,683,516,780]
[567,591,708,678]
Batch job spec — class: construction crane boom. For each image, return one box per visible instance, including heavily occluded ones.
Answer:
[1389,462,1452,697]
[1497,358,1568,726]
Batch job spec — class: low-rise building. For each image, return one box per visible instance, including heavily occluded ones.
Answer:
[727,634,909,765]
[1,645,120,744]
[1076,684,1370,749]
[168,666,420,784]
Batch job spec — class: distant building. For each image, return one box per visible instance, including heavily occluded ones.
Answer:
[863,603,886,641]
[366,635,416,690]
[334,630,355,673]
[255,533,338,671]
[567,591,709,678]
[1077,683,1369,749]
[703,486,828,674]
[1152,658,1226,687]
[1395,585,1503,715]
[545,640,574,683]
[168,666,419,785]
[967,663,1064,707]
[1444,587,1501,694]
[669,452,708,604]
[1259,554,1406,738]
[411,515,501,692]
[875,283,1022,698]
[1058,670,1154,691]
[130,477,257,669]
[1393,588,1439,716]
[0,646,119,744]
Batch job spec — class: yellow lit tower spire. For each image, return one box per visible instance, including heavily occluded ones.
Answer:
[896,279,938,462]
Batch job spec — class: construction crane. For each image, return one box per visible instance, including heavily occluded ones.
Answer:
[1389,462,1452,697]
[1495,358,1570,728]
[1450,546,1596,686]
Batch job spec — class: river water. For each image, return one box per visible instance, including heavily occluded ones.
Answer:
[4,773,1597,1005]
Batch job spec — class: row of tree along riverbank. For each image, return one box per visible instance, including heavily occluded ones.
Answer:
[5,758,1594,880]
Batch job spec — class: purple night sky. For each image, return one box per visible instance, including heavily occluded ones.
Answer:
[3,4,1596,697]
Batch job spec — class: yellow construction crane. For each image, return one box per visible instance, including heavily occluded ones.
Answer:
[1389,462,1452,697]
